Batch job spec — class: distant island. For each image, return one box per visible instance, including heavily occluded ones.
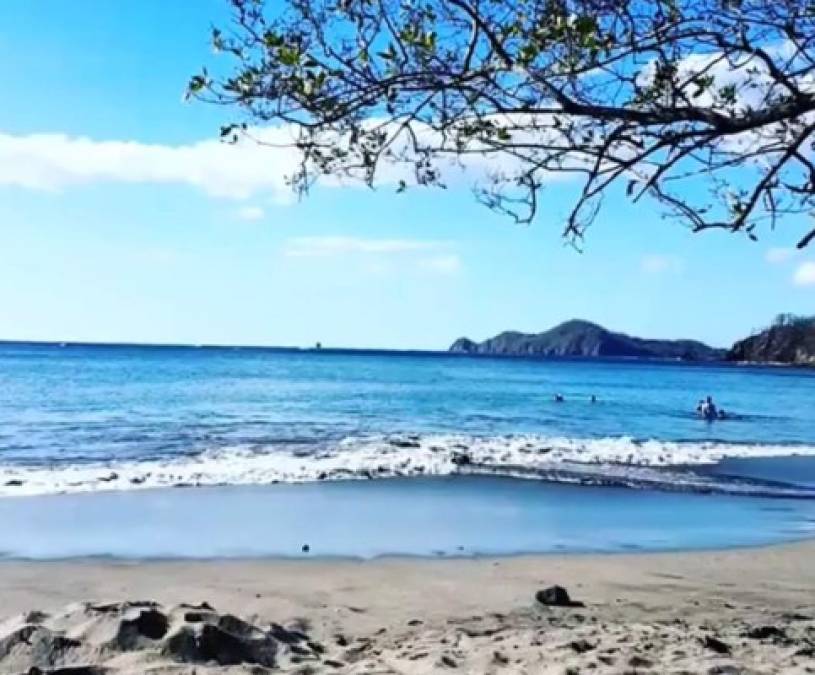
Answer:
[451,316,815,366]
[450,320,725,361]
[727,314,815,366]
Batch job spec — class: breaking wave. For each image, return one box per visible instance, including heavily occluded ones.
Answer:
[3,433,815,498]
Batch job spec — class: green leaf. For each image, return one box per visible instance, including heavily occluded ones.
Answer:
[263,31,284,48]
[573,15,597,37]
[278,46,301,67]
[188,75,207,93]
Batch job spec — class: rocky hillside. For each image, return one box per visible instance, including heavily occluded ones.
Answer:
[727,315,815,365]
[450,320,724,361]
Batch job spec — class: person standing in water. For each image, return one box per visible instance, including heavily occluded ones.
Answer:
[701,395,718,420]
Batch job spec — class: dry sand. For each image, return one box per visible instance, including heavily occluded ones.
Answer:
[1,541,815,673]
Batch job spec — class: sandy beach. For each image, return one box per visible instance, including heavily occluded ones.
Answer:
[2,541,815,673]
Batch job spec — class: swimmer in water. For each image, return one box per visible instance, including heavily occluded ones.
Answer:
[554,393,564,403]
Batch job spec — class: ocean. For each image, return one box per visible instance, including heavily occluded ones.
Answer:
[1,342,815,558]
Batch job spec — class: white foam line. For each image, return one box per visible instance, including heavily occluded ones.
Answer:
[2,433,815,497]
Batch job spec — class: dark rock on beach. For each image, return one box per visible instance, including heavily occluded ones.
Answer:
[628,654,654,668]
[111,609,169,649]
[439,654,458,667]
[701,635,732,655]
[162,626,199,661]
[161,609,280,668]
[182,610,214,623]
[745,625,786,641]
[0,601,350,673]
[24,612,49,625]
[535,586,585,608]
[570,638,596,653]
[197,623,277,666]
[1,625,82,670]
[269,623,309,645]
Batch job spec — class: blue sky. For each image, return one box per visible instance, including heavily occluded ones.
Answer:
[0,1,812,350]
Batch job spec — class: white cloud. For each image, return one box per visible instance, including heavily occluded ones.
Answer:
[418,254,463,275]
[0,116,584,209]
[639,45,812,114]
[641,254,683,274]
[636,46,815,165]
[282,236,462,275]
[794,261,815,286]
[0,124,562,203]
[765,247,797,264]
[237,206,265,221]
[0,129,304,201]
[283,236,446,258]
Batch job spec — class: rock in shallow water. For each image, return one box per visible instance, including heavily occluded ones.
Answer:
[390,438,420,449]
[451,452,472,466]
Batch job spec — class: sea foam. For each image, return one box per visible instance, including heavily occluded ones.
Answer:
[3,433,815,498]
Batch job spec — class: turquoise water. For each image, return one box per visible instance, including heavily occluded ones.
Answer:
[2,344,815,454]
[1,343,815,557]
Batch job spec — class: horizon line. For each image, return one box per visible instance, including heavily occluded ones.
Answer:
[0,338,455,354]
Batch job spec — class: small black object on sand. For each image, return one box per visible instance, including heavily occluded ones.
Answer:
[701,634,732,655]
[535,585,585,607]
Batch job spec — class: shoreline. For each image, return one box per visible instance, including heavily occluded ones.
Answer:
[1,541,814,672]
[2,530,815,564]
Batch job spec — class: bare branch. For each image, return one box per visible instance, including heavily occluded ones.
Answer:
[193,0,815,247]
